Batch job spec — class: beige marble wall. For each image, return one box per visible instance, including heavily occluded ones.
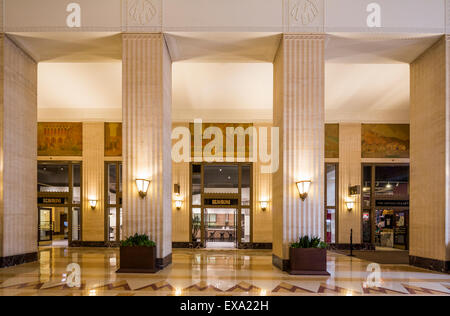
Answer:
[0,35,37,257]
[122,34,172,259]
[82,122,105,242]
[410,36,450,262]
[273,34,325,260]
[171,122,190,242]
[338,123,362,244]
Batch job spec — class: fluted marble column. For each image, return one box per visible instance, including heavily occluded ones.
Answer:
[0,35,37,267]
[122,34,172,267]
[410,36,450,273]
[272,34,325,270]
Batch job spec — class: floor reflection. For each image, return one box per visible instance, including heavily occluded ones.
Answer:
[0,247,449,296]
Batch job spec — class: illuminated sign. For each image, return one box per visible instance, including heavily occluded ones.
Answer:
[204,198,239,206]
[38,197,66,204]
[375,200,409,207]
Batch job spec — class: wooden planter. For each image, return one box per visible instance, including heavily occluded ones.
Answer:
[116,246,158,273]
[289,248,330,275]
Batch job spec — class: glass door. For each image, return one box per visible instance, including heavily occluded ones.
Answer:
[71,207,81,242]
[38,162,82,246]
[204,208,237,248]
[38,208,52,243]
[190,163,253,248]
[394,209,408,250]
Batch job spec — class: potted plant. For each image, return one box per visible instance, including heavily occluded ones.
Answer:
[116,233,158,273]
[289,236,330,275]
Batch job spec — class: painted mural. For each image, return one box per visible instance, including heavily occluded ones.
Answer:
[105,123,122,156]
[362,124,410,158]
[325,124,339,158]
[38,123,83,156]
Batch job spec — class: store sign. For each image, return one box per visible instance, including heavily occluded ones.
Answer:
[38,197,66,204]
[375,200,409,207]
[204,198,239,207]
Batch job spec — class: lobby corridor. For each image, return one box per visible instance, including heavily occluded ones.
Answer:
[0,248,449,296]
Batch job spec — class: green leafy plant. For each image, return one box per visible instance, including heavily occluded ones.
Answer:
[120,233,156,247]
[291,236,327,249]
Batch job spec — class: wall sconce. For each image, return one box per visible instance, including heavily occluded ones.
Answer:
[89,199,97,210]
[175,199,183,210]
[345,199,355,212]
[296,180,311,201]
[135,179,151,198]
[260,201,269,211]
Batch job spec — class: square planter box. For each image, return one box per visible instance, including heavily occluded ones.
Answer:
[289,248,330,275]
[116,246,158,273]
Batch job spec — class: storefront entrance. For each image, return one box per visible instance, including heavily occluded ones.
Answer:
[204,207,237,248]
[38,162,82,247]
[38,207,69,245]
[362,164,409,250]
[191,163,252,248]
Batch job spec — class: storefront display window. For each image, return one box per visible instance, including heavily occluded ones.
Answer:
[325,164,338,244]
[362,164,409,249]
[105,162,122,243]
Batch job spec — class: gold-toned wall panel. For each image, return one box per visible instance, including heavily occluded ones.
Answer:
[172,122,190,242]
[0,35,37,257]
[82,123,104,241]
[253,123,273,243]
[338,123,361,244]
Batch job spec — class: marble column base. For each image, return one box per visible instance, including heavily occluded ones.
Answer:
[156,253,172,270]
[0,252,38,268]
[272,254,289,272]
[410,255,450,274]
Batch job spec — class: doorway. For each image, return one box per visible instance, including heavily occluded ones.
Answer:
[37,162,82,247]
[191,163,252,248]
[38,207,69,246]
[204,208,237,248]
[362,164,409,250]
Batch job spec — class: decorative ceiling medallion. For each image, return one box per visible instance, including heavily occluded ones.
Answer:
[128,0,157,25]
[291,0,319,26]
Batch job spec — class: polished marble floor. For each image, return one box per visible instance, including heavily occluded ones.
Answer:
[0,247,449,296]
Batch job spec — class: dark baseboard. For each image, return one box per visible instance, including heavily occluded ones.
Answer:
[409,255,450,274]
[156,253,172,269]
[69,241,112,248]
[0,252,38,268]
[272,254,289,272]
[172,242,192,248]
[238,242,272,249]
[172,242,272,249]
[328,243,375,251]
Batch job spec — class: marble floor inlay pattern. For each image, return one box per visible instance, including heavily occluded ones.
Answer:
[0,247,449,296]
